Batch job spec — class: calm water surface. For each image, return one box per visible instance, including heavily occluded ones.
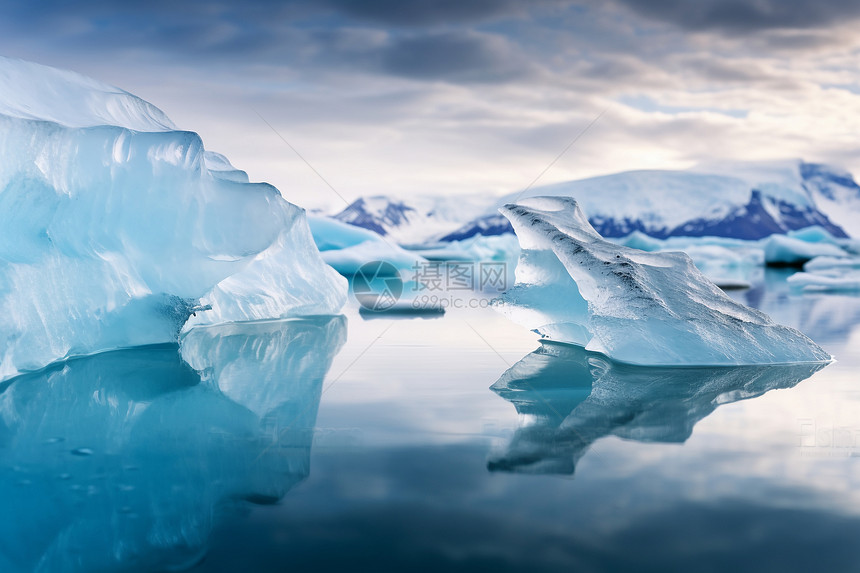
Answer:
[2,269,859,572]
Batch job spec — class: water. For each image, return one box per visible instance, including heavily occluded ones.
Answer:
[2,270,860,572]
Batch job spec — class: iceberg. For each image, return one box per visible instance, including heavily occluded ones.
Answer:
[496,196,831,365]
[788,271,860,292]
[0,56,345,381]
[308,215,426,277]
[405,234,520,263]
[787,255,860,293]
[787,225,844,245]
[611,228,857,286]
[804,256,860,273]
[307,216,448,313]
[762,234,847,267]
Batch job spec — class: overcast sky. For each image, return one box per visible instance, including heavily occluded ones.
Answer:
[2,0,859,211]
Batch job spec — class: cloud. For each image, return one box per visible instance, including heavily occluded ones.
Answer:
[323,0,572,26]
[612,0,860,33]
[377,31,534,83]
[0,0,538,83]
[324,0,520,26]
[2,0,860,206]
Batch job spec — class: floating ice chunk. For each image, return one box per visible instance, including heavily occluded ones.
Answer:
[307,216,448,313]
[405,234,520,263]
[319,241,424,277]
[803,256,860,272]
[763,235,847,266]
[788,255,860,292]
[308,216,426,276]
[614,230,665,252]
[0,57,346,381]
[787,225,842,245]
[496,196,830,365]
[788,271,860,292]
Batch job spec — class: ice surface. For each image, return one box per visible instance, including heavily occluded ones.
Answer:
[496,196,831,365]
[488,342,826,475]
[0,56,174,131]
[0,316,344,572]
[0,57,345,381]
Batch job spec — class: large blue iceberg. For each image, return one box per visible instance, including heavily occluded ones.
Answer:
[0,57,346,381]
[496,196,830,365]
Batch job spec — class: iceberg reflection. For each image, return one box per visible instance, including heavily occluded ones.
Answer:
[488,342,826,475]
[0,316,345,572]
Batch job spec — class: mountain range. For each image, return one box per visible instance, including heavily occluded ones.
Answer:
[330,160,860,244]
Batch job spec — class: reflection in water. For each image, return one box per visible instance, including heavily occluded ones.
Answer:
[488,342,827,476]
[733,268,860,350]
[0,316,346,573]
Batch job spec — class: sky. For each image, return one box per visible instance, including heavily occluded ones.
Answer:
[2,0,860,211]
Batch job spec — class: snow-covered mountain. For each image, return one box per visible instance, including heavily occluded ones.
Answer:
[438,160,860,242]
[331,194,489,244]
[800,162,860,237]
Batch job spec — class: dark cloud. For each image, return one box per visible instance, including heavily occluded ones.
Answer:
[377,31,533,83]
[0,0,309,59]
[323,0,568,26]
[0,0,538,84]
[613,0,860,33]
[752,29,852,52]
